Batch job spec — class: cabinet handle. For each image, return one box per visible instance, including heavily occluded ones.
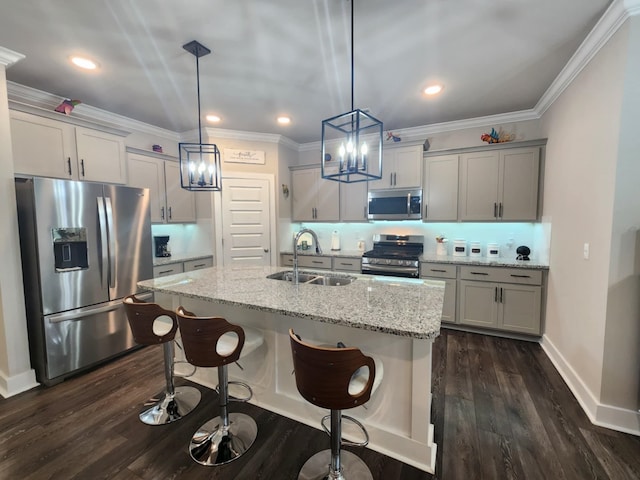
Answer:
[193,263,206,268]
[499,202,503,218]
[494,287,498,302]
[67,157,72,175]
[430,269,447,272]
[312,260,323,264]
[161,206,165,220]
[394,172,397,185]
[493,202,497,217]
[80,159,85,177]
[390,172,393,185]
[364,206,367,219]
[168,207,172,220]
[424,204,428,218]
[159,269,173,275]
[470,271,489,276]
[510,274,531,278]
[339,262,353,266]
[500,287,504,303]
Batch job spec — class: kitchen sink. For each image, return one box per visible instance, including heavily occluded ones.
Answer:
[266,270,356,286]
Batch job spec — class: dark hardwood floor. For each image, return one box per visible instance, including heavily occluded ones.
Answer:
[1,329,639,479]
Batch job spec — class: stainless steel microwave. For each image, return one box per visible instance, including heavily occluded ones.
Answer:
[367,188,422,220]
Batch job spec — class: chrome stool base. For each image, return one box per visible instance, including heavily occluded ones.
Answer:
[298,450,373,480]
[189,412,258,466]
[138,386,201,426]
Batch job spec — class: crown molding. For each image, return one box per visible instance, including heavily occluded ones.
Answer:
[535,0,638,116]
[7,81,179,141]
[298,109,539,152]
[193,126,297,149]
[0,47,24,67]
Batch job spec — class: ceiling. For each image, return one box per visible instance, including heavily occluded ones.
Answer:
[0,0,612,144]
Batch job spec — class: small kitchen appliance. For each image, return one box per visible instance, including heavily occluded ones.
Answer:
[361,234,423,278]
[469,241,482,257]
[487,243,500,258]
[453,240,467,256]
[516,245,531,261]
[154,236,171,257]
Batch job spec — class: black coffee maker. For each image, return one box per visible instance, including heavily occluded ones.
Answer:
[154,236,171,257]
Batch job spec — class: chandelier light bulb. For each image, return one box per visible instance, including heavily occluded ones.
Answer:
[361,142,368,156]
[346,140,354,154]
[339,144,346,157]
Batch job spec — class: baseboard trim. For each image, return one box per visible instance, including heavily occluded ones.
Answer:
[0,368,39,398]
[541,334,640,437]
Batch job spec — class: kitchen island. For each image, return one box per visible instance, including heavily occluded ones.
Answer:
[138,266,444,473]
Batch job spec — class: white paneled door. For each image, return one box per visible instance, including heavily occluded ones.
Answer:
[221,178,272,266]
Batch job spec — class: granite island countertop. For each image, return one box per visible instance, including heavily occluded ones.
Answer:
[138,265,444,340]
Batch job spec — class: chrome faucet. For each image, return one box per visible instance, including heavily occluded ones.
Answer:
[293,228,323,284]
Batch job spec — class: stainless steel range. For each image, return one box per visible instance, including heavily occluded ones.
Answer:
[361,234,424,278]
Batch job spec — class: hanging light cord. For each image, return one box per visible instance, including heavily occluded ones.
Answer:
[195,46,203,146]
[350,0,354,112]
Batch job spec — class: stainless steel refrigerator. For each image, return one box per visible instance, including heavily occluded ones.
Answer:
[15,177,153,385]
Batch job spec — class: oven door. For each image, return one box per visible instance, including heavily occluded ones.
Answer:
[361,260,420,278]
[368,189,422,220]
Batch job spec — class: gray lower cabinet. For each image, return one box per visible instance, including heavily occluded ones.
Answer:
[457,265,542,335]
[420,263,457,323]
[280,254,361,272]
[153,256,213,278]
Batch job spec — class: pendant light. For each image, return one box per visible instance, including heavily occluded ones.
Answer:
[179,40,222,191]
[321,0,383,183]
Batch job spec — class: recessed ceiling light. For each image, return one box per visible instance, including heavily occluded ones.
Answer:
[424,84,443,96]
[206,114,221,123]
[70,56,98,70]
[277,116,291,125]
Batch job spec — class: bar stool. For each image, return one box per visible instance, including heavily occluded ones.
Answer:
[123,294,201,425]
[289,329,379,480]
[176,306,264,466]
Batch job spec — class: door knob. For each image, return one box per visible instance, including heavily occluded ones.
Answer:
[264,248,269,253]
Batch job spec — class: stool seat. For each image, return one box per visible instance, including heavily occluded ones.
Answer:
[123,295,201,426]
[176,306,263,467]
[290,329,377,480]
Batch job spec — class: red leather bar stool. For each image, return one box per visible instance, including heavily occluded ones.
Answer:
[123,294,201,425]
[289,329,379,480]
[176,306,264,466]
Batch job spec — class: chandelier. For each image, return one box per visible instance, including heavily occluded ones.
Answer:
[321,0,383,183]
[179,40,222,191]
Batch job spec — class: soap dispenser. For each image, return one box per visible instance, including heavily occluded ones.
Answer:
[331,230,341,251]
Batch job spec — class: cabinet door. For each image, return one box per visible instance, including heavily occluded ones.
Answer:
[127,154,166,223]
[315,176,340,221]
[184,257,213,271]
[458,280,499,328]
[292,169,317,221]
[10,111,77,179]
[393,145,422,188]
[499,148,540,221]
[368,150,394,190]
[164,162,196,222]
[340,181,368,222]
[424,154,459,221]
[75,127,126,184]
[498,284,541,334]
[153,263,184,278]
[459,151,500,221]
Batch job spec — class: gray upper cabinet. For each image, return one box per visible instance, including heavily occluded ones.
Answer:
[423,154,459,221]
[369,144,422,190]
[459,146,540,221]
[292,167,339,222]
[340,181,368,222]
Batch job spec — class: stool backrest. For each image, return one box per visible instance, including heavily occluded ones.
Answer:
[176,306,245,368]
[289,329,376,410]
[123,294,178,344]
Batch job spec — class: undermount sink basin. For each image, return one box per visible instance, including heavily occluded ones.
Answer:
[267,270,356,286]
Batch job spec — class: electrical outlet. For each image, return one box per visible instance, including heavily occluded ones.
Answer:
[583,243,590,260]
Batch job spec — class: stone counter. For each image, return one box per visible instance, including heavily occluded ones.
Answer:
[138,265,444,339]
[420,253,549,269]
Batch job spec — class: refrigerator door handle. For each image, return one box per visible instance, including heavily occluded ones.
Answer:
[47,292,153,324]
[104,196,117,290]
[97,197,109,289]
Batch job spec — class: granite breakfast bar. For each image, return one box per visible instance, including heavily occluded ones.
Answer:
[138,265,445,474]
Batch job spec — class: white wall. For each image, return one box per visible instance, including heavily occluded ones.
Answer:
[601,14,640,416]
[0,49,37,397]
[539,20,633,426]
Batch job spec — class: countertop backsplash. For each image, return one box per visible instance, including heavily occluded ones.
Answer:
[285,221,550,264]
[151,223,213,259]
